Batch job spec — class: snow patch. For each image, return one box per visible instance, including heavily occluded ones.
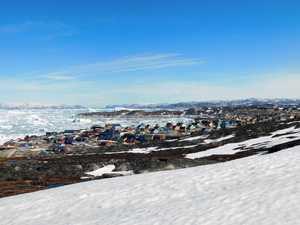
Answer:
[85,165,133,177]
[186,126,300,159]
[204,134,236,144]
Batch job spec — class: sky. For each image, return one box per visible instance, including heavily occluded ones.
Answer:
[1,0,300,106]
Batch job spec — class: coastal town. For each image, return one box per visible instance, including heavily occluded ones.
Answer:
[1,104,300,198]
[1,105,300,157]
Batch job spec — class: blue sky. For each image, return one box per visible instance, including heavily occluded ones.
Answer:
[1,0,300,106]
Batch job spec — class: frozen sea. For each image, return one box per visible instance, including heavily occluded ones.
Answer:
[0,108,194,145]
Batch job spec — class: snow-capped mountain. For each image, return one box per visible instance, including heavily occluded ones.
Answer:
[105,98,300,109]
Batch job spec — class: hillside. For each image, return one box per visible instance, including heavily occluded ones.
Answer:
[0,146,299,225]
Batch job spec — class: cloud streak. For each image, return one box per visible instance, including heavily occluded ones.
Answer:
[45,76,75,80]
[42,71,76,80]
[0,21,45,34]
[0,78,92,91]
[0,21,77,40]
[40,54,208,79]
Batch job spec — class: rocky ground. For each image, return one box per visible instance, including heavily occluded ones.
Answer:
[77,109,185,118]
[1,119,300,198]
[77,106,300,120]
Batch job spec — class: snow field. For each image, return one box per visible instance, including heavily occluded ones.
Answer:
[186,126,300,159]
[0,146,299,225]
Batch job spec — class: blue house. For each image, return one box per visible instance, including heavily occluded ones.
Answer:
[150,129,159,134]
[164,127,173,132]
[98,132,115,140]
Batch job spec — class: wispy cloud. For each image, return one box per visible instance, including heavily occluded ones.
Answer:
[45,75,75,80]
[41,31,81,40]
[1,53,207,105]
[42,71,75,80]
[0,21,45,34]
[0,21,78,40]
[40,54,208,79]
[0,78,91,91]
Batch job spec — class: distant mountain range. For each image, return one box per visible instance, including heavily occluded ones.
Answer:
[2,98,300,110]
[0,103,86,110]
[105,98,300,110]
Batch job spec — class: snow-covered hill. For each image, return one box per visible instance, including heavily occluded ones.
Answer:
[0,146,299,225]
